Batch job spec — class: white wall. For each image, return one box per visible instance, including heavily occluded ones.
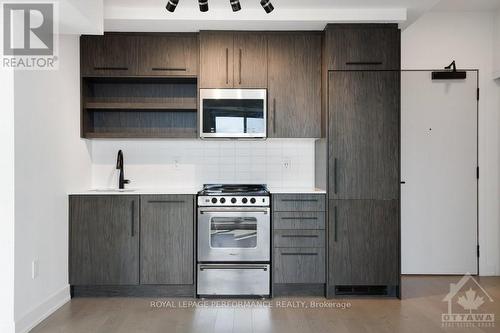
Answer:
[91,139,317,190]
[495,9,500,78]
[0,69,16,333]
[402,11,500,275]
[13,35,92,332]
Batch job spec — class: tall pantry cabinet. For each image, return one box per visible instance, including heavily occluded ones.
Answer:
[325,24,401,297]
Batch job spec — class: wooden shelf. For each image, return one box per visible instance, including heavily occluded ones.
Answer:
[84,101,197,110]
[84,130,198,139]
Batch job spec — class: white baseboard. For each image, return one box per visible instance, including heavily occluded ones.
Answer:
[15,285,70,333]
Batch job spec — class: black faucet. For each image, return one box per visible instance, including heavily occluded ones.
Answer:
[116,150,130,189]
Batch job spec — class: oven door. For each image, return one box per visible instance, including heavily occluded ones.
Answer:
[200,89,267,139]
[197,207,270,262]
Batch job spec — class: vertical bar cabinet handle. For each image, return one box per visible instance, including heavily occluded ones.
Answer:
[131,200,135,237]
[239,48,242,84]
[334,158,338,194]
[334,206,338,242]
[273,98,276,133]
[225,48,229,85]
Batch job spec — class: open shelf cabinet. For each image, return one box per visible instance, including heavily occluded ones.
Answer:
[81,77,198,139]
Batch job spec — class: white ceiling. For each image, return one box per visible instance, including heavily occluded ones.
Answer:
[104,0,441,31]
[65,0,500,33]
[106,0,433,9]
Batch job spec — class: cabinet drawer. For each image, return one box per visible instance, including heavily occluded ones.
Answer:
[273,248,325,283]
[272,194,325,212]
[273,212,325,229]
[274,230,325,248]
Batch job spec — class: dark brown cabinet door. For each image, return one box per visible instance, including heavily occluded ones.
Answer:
[328,71,400,200]
[138,35,198,77]
[233,34,267,88]
[80,35,138,76]
[326,25,400,70]
[268,33,322,138]
[140,195,194,284]
[328,200,399,287]
[69,195,139,285]
[274,248,325,284]
[199,32,234,88]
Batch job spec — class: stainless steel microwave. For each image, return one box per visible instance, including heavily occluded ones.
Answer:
[199,89,267,139]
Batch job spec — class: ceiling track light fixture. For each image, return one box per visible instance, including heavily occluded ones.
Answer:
[230,0,241,12]
[166,0,179,12]
[199,0,208,12]
[166,0,274,14]
[260,0,274,13]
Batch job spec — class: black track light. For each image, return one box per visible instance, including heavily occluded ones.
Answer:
[199,0,208,12]
[260,0,274,13]
[166,0,179,12]
[230,0,241,12]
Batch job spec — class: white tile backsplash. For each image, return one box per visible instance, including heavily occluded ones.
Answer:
[90,139,316,189]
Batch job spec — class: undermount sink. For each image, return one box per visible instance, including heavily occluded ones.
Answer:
[90,188,137,193]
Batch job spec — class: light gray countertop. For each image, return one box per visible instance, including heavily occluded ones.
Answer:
[69,187,327,195]
[69,188,201,195]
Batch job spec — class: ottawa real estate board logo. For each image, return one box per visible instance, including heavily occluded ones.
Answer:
[442,274,495,328]
[1,2,58,69]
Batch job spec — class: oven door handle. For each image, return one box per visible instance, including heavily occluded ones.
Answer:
[199,209,269,214]
[199,264,268,271]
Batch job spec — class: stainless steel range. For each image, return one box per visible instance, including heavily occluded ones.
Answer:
[197,184,271,297]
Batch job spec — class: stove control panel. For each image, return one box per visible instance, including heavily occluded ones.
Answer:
[198,196,270,207]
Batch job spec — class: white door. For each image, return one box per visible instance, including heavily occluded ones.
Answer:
[401,70,478,274]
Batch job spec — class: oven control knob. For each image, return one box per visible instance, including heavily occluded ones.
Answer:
[250,198,256,204]
[231,198,237,204]
[242,198,248,204]
[220,197,226,204]
[211,198,217,204]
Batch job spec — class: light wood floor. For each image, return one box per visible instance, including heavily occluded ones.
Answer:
[32,276,500,333]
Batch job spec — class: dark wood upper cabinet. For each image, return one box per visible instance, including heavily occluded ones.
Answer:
[81,33,198,77]
[140,195,194,285]
[328,71,400,200]
[69,195,140,285]
[233,34,267,88]
[325,24,400,70]
[81,35,139,76]
[199,32,234,88]
[138,35,198,77]
[267,33,322,138]
[199,32,267,88]
[328,199,399,287]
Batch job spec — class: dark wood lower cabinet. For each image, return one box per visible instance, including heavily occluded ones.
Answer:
[272,194,327,292]
[140,195,194,284]
[69,195,140,285]
[69,194,195,296]
[328,200,400,296]
[274,248,325,284]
